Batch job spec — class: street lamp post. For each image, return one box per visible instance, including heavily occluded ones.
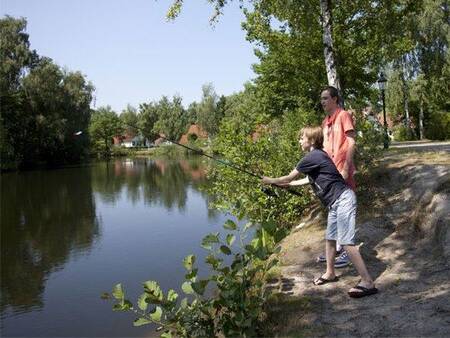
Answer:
[378,72,389,149]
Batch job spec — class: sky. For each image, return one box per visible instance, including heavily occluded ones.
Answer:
[1,0,258,112]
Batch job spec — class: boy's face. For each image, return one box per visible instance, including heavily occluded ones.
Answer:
[299,133,311,151]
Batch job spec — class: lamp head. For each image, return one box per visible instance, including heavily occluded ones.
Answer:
[378,72,387,91]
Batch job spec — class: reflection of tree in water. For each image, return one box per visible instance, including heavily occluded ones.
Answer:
[92,156,217,212]
[1,167,99,313]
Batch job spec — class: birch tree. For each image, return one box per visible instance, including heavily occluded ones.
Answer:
[167,0,416,111]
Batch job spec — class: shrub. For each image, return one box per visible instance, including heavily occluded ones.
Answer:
[353,111,384,170]
[425,111,450,140]
[103,218,288,337]
[393,124,417,141]
[187,133,198,142]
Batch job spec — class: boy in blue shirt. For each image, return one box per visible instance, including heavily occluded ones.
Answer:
[262,126,377,298]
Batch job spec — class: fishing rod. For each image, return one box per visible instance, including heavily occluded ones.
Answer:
[123,124,302,197]
[161,136,303,197]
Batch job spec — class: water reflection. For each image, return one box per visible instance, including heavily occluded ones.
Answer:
[91,157,212,212]
[1,167,99,314]
[1,156,216,320]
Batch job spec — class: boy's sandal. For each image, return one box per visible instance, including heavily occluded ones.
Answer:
[313,275,339,286]
[348,285,378,298]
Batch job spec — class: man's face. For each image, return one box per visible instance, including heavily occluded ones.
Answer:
[320,90,338,114]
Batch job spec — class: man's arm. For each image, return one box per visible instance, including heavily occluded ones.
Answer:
[262,168,300,185]
[341,130,356,180]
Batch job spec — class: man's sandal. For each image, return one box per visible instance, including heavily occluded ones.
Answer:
[313,275,339,286]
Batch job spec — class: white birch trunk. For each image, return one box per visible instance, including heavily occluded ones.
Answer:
[320,0,342,98]
[401,55,410,126]
[419,100,424,139]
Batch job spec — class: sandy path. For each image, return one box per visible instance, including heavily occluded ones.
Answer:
[267,151,450,337]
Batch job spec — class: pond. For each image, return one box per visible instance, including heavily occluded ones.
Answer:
[1,156,234,337]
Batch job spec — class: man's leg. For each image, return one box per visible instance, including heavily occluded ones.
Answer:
[324,240,337,278]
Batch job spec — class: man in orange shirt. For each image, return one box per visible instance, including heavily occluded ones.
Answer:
[317,86,356,267]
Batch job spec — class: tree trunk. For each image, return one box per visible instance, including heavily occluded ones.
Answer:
[419,99,424,139]
[320,0,343,105]
[401,55,410,126]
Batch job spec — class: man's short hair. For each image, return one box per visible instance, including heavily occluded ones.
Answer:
[299,126,324,149]
[322,86,341,106]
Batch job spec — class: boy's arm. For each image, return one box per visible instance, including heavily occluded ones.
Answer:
[288,177,309,186]
[262,168,299,185]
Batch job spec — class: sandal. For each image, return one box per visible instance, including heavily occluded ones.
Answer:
[348,285,378,298]
[313,275,339,286]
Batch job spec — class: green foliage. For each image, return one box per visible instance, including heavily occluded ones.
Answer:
[196,83,224,136]
[120,105,139,136]
[392,124,417,141]
[424,111,450,141]
[0,16,93,169]
[187,133,198,142]
[89,106,123,157]
[138,101,160,142]
[0,16,38,93]
[353,110,384,169]
[153,95,189,141]
[208,88,316,225]
[105,217,288,337]
[385,0,449,140]
[111,146,136,157]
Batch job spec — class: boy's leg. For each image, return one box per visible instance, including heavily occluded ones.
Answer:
[343,245,374,288]
[336,189,376,293]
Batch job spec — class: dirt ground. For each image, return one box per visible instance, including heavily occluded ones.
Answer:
[265,150,450,337]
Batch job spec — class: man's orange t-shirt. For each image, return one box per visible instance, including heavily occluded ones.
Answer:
[322,108,356,190]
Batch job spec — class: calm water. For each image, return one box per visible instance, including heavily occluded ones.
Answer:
[1,156,232,337]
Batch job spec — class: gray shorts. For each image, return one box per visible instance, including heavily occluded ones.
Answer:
[326,188,356,245]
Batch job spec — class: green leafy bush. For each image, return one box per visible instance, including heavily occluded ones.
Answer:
[425,111,450,140]
[111,146,136,157]
[207,107,316,226]
[353,111,384,170]
[393,124,417,141]
[104,218,288,337]
[187,133,198,142]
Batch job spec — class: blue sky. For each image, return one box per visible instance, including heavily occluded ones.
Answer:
[2,0,258,112]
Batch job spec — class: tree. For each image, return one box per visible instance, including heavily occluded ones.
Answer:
[168,1,418,110]
[0,16,38,93]
[186,101,199,125]
[153,95,189,141]
[197,83,222,136]
[21,58,94,162]
[120,104,139,136]
[0,16,37,168]
[138,102,160,142]
[320,0,341,93]
[89,106,123,156]
[1,16,93,168]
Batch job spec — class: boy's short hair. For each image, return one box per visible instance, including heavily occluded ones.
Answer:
[299,126,324,149]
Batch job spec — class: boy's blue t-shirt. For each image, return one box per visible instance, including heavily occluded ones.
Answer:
[296,148,348,207]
